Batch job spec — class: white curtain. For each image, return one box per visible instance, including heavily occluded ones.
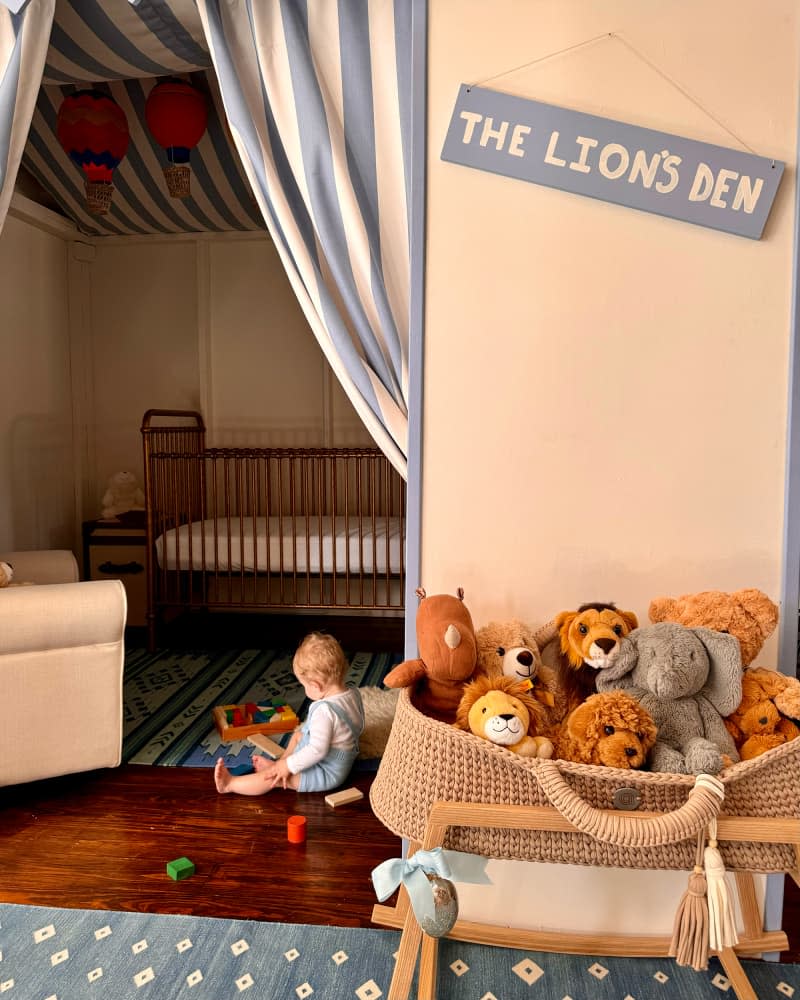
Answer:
[0,0,54,234]
[195,0,411,477]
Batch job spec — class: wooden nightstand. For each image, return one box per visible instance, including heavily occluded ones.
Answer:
[83,513,147,627]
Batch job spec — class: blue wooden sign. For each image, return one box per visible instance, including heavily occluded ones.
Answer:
[441,84,784,239]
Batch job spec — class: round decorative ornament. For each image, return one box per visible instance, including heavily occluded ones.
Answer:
[418,874,458,938]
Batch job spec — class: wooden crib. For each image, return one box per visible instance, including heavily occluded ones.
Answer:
[141,410,406,650]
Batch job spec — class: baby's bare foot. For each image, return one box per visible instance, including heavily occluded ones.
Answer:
[252,755,270,772]
[214,758,231,793]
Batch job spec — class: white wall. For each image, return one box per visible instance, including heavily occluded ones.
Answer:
[423,0,799,664]
[85,233,371,517]
[0,204,371,548]
[423,0,798,936]
[0,204,75,552]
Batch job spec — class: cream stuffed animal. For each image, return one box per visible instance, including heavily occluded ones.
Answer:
[101,470,145,519]
[0,561,34,587]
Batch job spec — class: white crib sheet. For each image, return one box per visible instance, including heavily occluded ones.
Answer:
[155,516,404,574]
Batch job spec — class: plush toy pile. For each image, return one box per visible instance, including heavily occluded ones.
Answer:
[390,585,800,775]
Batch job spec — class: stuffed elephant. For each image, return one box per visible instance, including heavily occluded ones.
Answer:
[595,621,742,774]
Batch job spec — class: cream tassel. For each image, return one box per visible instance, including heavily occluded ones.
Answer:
[704,817,738,952]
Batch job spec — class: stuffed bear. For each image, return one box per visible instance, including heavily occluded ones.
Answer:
[596,621,742,774]
[455,675,554,757]
[383,587,477,721]
[555,691,658,769]
[474,619,566,731]
[648,588,778,669]
[539,602,639,714]
[101,470,145,520]
[723,667,800,760]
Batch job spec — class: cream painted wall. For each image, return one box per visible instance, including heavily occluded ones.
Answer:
[208,239,372,448]
[0,211,74,551]
[425,0,798,935]
[424,1,799,666]
[88,234,371,512]
[90,240,201,504]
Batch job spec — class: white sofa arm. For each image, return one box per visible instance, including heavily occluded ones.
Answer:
[0,579,127,787]
[0,549,79,585]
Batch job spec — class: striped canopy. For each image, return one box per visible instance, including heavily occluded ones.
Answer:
[22,0,264,235]
[8,0,412,475]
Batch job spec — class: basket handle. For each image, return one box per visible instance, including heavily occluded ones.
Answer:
[536,760,724,847]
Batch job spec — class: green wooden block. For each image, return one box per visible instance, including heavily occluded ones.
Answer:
[166,856,195,881]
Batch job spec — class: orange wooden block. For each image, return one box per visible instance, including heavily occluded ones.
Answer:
[213,703,299,741]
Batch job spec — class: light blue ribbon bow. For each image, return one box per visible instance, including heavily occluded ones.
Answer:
[371,847,491,929]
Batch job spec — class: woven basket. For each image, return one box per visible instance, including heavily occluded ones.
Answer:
[370,687,800,873]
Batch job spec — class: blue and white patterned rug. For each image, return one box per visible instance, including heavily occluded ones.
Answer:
[122,647,401,768]
[1,903,798,1000]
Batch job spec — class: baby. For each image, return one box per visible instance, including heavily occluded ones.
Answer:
[214,632,365,795]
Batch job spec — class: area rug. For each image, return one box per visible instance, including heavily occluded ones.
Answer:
[122,646,402,768]
[1,903,798,1000]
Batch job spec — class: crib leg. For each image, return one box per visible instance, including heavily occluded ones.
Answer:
[716,947,758,1000]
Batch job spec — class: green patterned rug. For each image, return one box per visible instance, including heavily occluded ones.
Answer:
[1,902,798,999]
[122,646,401,768]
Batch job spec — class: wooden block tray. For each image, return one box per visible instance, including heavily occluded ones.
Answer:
[213,699,299,741]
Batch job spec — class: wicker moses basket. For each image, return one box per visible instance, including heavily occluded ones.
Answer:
[370,687,800,1000]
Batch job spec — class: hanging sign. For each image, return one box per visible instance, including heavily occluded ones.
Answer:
[441,84,784,240]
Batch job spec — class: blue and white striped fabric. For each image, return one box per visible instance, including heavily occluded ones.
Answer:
[25,71,264,236]
[0,0,54,235]
[7,0,411,473]
[21,0,264,236]
[196,0,411,476]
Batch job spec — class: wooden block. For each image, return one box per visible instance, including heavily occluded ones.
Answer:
[248,733,285,758]
[324,787,364,808]
[166,856,195,881]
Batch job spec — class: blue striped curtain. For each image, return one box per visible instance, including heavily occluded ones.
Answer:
[195,0,411,477]
[0,0,55,234]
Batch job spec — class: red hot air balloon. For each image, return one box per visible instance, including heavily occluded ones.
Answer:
[145,79,208,198]
[57,90,129,215]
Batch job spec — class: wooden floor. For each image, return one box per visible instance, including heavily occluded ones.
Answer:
[0,765,400,926]
[2,762,799,966]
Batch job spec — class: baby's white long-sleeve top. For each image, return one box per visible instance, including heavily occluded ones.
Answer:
[286,688,364,774]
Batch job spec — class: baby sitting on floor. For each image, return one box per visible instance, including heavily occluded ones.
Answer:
[214,632,365,795]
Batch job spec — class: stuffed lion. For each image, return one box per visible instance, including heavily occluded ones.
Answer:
[455,675,553,758]
[540,602,639,713]
[555,691,658,769]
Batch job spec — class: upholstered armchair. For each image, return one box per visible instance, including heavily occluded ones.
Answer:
[0,549,127,787]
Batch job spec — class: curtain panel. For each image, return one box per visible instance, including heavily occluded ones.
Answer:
[196,0,411,477]
[0,0,54,234]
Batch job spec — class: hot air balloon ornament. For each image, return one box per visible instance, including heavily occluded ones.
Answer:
[57,90,130,215]
[145,79,208,199]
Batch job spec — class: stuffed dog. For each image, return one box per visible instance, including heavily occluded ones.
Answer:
[555,691,657,769]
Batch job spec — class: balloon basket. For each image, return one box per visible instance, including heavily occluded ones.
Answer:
[85,181,114,215]
[164,164,191,199]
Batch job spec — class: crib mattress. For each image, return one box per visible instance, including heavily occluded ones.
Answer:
[155,516,404,574]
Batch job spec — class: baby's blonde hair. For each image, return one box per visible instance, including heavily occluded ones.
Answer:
[293,632,348,686]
